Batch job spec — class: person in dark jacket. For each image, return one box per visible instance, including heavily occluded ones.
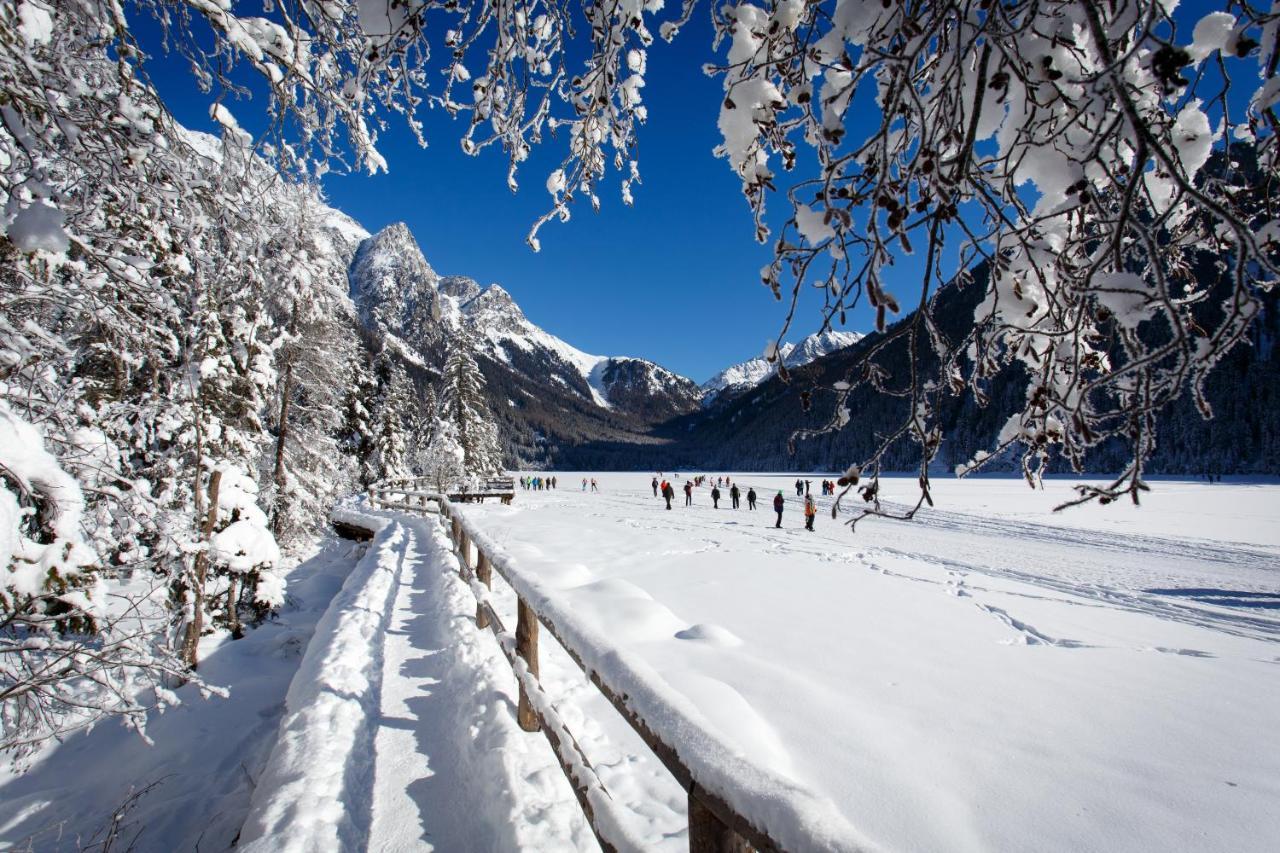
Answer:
[711,486,721,508]
[663,482,674,510]
[773,492,785,527]
[730,484,740,509]
[652,476,659,497]
[747,487,757,510]
[795,479,803,496]
[684,481,693,506]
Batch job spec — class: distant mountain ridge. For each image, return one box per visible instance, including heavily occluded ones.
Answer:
[345,222,865,465]
[342,218,1279,474]
[702,330,864,402]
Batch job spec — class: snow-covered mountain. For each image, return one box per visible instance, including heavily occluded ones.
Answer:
[346,224,708,464]
[702,330,864,402]
[349,223,705,415]
[349,222,443,355]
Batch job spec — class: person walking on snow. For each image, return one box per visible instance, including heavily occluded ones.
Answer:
[652,476,659,497]
[711,486,721,508]
[684,481,693,506]
[795,479,803,496]
[663,481,674,510]
[747,487,757,510]
[730,484,740,509]
[590,478,599,492]
[582,478,588,491]
[773,492,785,528]
[804,494,817,531]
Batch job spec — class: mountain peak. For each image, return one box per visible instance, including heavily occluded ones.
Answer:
[438,275,482,301]
[702,328,863,400]
[349,222,441,345]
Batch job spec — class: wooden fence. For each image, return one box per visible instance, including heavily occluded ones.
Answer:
[368,477,514,509]
[360,478,784,853]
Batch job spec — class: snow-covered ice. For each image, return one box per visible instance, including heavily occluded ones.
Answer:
[451,473,1280,852]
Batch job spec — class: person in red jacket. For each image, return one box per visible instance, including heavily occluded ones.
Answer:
[804,494,817,531]
[773,491,785,528]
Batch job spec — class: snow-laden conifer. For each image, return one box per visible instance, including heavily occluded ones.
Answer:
[438,335,505,477]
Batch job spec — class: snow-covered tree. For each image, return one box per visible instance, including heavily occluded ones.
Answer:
[438,336,505,476]
[259,190,365,544]
[0,402,192,763]
[421,417,467,493]
[341,337,381,488]
[12,0,1267,512]
[366,349,415,482]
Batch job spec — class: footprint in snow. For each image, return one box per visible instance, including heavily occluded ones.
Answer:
[977,604,1092,649]
[1140,646,1216,659]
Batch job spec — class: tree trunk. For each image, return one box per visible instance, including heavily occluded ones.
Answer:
[270,302,299,534]
[226,573,242,640]
[181,469,222,670]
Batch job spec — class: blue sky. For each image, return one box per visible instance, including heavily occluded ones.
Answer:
[133,9,869,383]
[133,0,1228,383]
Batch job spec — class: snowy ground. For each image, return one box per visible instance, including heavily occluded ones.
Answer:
[452,473,1280,852]
[0,539,364,851]
[3,477,1276,852]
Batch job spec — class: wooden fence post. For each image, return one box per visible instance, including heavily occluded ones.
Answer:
[459,530,471,580]
[688,790,752,853]
[451,517,461,550]
[515,597,540,732]
[476,551,493,629]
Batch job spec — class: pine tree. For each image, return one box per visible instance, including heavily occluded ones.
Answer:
[437,335,504,476]
[366,348,413,482]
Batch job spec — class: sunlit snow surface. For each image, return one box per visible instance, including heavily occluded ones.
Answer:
[456,474,1280,852]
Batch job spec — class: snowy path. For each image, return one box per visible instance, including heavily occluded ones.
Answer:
[454,474,1280,853]
[365,514,596,852]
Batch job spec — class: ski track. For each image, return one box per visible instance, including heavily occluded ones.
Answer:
[576,487,1280,645]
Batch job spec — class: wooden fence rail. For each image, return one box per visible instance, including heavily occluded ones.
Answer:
[360,478,782,853]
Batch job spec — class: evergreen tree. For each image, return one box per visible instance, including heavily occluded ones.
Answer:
[366,348,414,482]
[438,335,504,476]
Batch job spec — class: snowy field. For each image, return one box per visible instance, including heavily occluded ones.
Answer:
[1,476,1276,852]
[453,473,1280,852]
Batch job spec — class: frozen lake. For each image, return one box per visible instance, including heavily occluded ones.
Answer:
[456,473,1280,851]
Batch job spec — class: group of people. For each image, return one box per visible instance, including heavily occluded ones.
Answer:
[793,478,839,496]
[651,475,819,531]
[520,475,603,492]
[521,475,556,490]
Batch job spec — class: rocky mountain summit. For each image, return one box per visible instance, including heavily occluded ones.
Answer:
[346,222,867,466]
[701,330,864,403]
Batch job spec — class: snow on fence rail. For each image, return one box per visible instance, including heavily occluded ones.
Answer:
[357,478,869,853]
[370,477,514,508]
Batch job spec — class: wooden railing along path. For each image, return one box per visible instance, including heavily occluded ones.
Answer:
[369,476,514,509]
[362,478,790,853]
